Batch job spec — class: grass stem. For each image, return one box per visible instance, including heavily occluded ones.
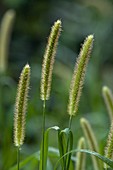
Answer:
[64,116,73,170]
[68,116,72,130]
[17,146,20,170]
[42,100,46,170]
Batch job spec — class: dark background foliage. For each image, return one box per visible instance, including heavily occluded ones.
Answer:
[0,0,113,169]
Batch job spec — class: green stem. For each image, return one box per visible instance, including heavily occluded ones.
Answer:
[68,116,72,130]
[17,146,20,170]
[42,100,46,170]
[65,116,73,170]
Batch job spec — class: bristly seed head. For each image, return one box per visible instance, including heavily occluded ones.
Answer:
[14,64,30,147]
[104,121,113,169]
[102,86,113,121]
[75,137,86,170]
[80,118,101,170]
[40,20,62,101]
[68,35,94,116]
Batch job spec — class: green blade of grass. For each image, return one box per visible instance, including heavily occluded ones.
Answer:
[10,147,61,170]
[48,147,76,162]
[58,128,73,169]
[9,146,76,170]
[54,149,113,169]
[58,130,67,168]
[39,126,61,170]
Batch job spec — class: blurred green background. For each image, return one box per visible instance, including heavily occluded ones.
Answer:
[0,0,113,169]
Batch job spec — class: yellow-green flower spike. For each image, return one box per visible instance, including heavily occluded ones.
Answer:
[75,137,86,170]
[0,9,16,73]
[80,118,102,170]
[68,35,94,116]
[40,20,62,100]
[102,86,113,121]
[14,64,30,147]
[104,121,113,169]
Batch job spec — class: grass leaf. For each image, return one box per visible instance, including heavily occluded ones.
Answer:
[54,149,113,169]
[39,126,61,170]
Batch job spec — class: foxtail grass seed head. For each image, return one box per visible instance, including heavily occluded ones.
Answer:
[0,9,16,73]
[80,118,102,170]
[40,20,62,100]
[80,118,99,152]
[68,35,94,116]
[102,86,113,121]
[104,121,113,169]
[75,137,86,170]
[14,64,30,147]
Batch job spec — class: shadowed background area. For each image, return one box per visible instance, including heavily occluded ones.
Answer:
[0,0,113,169]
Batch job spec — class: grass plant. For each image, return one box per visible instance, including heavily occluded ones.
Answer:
[1,17,113,170]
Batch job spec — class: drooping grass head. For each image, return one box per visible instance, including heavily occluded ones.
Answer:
[14,64,30,147]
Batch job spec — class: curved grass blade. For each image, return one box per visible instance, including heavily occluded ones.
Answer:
[58,128,73,169]
[58,129,67,168]
[10,147,60,170]
[40,126,73,169]
[54,149,113,170]
[39,126,61,170]
[10,146,76,170]
[48,146,76,162]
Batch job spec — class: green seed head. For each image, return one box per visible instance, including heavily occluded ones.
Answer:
[102,86,113,121]
[80,118,101,170]
[14,64,30,147]
[103,86,113,168]
[40,20,62,100]
[75,137,86,170]
[0,9,16,73]
[68,35,94,116]
[104,121,113,168]
[80,118,99,152]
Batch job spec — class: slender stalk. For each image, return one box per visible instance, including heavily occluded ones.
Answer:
[68,116,72,130]
[17,146,20,170]
[64,116,73,170]
[42,100,46,170]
